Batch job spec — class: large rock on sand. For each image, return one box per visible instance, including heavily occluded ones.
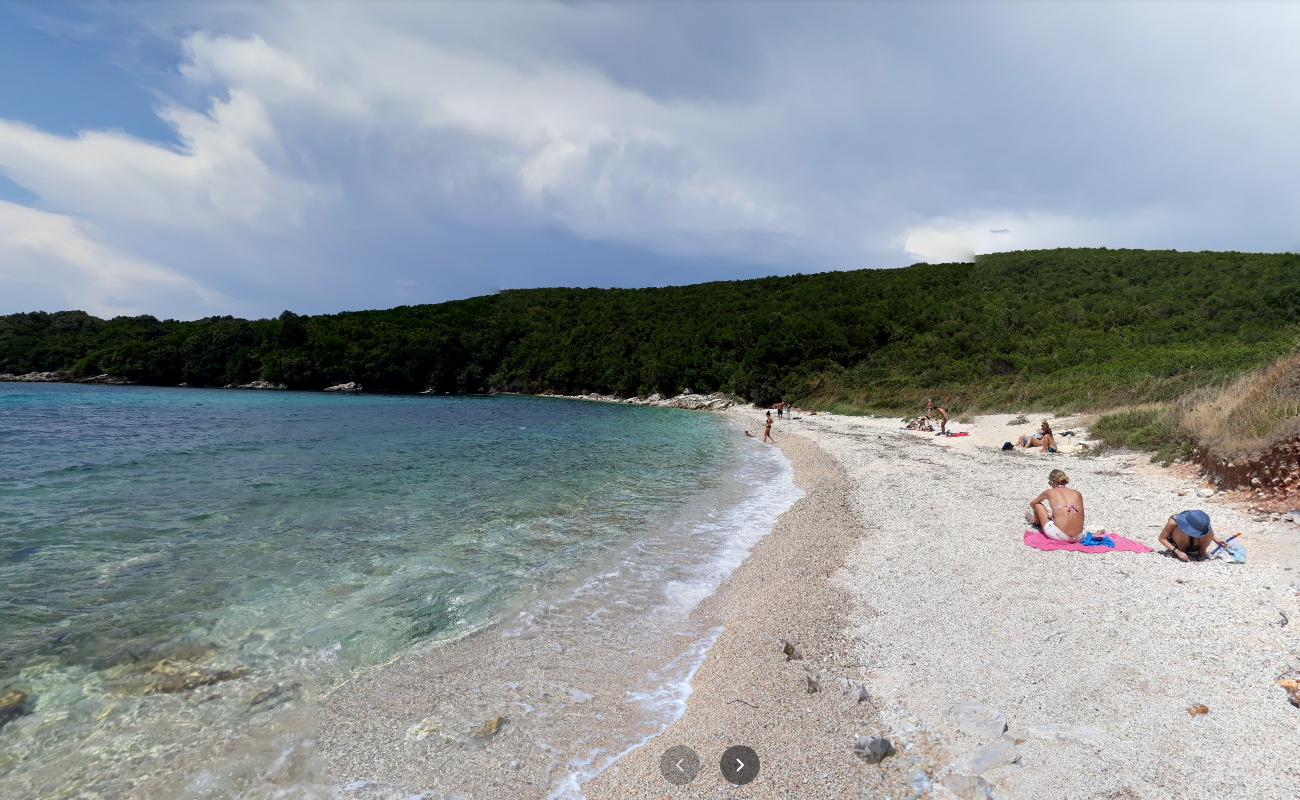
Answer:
[323,382,363,393]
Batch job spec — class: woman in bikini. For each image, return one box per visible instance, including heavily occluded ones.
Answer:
[1017,420,1056,452]
[763,410,775,443]
[1027,468,1085,542]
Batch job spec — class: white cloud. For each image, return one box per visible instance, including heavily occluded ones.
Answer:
[2,1,1299,318]
[901,212,1106,264]
[0,201,237,318]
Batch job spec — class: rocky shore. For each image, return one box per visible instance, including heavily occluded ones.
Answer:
[540,390,740,411]
[0,371,133,385]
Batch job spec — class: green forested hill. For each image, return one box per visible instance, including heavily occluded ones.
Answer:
[3,248,1298,411]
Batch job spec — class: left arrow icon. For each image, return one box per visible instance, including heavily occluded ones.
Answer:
[659,745,700,785]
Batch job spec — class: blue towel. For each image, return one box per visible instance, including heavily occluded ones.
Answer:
[1081,531,1115,548]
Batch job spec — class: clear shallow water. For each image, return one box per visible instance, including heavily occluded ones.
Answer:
[0,384,796,798]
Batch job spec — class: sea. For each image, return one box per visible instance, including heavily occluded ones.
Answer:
[0,383,799,799]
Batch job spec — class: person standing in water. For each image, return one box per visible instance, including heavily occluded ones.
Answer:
[763,410,775,443]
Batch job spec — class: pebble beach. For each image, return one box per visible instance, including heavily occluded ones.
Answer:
[589,408,1300,799]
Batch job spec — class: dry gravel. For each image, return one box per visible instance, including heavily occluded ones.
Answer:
[795,412,1300,799]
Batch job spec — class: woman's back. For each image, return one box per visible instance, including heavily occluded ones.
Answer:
[1046,485,1084,535]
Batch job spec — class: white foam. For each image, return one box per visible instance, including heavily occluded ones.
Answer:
[550,437,802,798]
[547,627,722,800]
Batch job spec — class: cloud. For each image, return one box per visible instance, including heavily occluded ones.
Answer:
[1,1,1299,318]
[0,200,239,318]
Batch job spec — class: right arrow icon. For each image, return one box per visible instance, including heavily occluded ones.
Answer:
[720,745,760,786]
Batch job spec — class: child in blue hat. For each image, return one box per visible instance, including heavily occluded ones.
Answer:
[1157,510,1229,562]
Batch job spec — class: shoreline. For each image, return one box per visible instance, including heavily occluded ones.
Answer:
[314,412,802,799]
[585,429,916,799]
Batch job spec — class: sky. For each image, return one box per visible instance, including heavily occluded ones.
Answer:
[1,1,1298,320]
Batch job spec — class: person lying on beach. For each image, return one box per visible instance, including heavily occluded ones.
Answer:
[1017,420,1056,452]
[1027,468,1085,542]
[905,415,933,431]
[763,411,775,443]
[926,398,949,434]
[1157,510,1230,562]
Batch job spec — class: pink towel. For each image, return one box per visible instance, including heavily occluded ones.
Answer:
[1023,530,1153,554]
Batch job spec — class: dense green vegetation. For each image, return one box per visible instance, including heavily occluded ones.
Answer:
[1091,408,1192,465]
[3,248,1299,411]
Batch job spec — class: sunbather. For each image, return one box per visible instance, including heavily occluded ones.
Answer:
[1027,468,1085,542]
[905,415,933,431]
[1157,510,1230,562]
[1017,420,1056,452]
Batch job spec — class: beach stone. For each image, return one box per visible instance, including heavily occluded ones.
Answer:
[0,691,28,728]
[943,772,993,800]
[146,661,248,694]
[849,683,871,703]
[406,717,444,741]
[779,639,802,661]
[805,675,820,694]
[472,715,506,737]
[853,736,895,763]
[969,737,1020,773]
[1019,722,1106,746]
[247,682,300,709]
[1197,488,1216,498]
[945,702,1008,738]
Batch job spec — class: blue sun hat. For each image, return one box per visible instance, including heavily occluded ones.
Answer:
[1174,510,1212,538]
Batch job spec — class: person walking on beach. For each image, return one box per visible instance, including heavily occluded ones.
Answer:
[926,398,949,435]
[1027,469,1085,542]
[763,410,775,443]
[1158,510,1230,562]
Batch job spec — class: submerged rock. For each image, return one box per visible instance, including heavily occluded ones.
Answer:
[472,715,506,738]
[146,661,248,694]
[248,682,301,709]
[0,691,29,728]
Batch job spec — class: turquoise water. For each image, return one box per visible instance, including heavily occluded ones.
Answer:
[0,384,788,798]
